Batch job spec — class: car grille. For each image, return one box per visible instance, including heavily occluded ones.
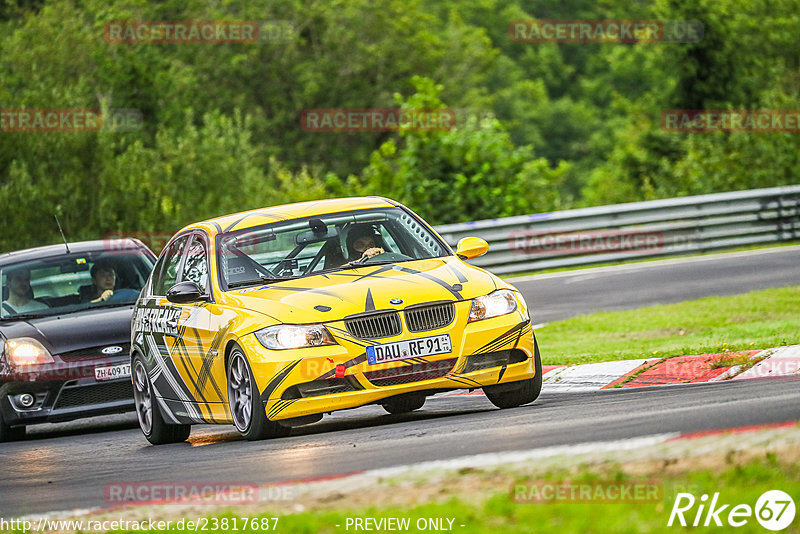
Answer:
[463,349,528,373]
[364,358,457,387]
[405,302,455,333]
[60,344,130,361]
[345,311,402,339]
[53,381,133,410]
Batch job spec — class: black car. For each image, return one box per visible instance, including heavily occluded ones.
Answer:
[0,239,156,441]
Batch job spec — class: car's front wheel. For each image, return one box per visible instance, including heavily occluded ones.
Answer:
[381,394,425,414]
[132,356,191,445]
[0,413,25,442]
[483,337,543,409]
[227,346,290,441]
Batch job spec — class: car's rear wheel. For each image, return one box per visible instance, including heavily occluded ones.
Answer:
[0,413,25,442]
[381,394,426,414]
[483,336,543,409]
[132,356,191,445]
[227,347,290,441]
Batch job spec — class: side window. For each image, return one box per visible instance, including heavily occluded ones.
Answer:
[182,235,209,294]
[151,236,189,296]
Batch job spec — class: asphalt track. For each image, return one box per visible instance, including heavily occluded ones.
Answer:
[512,246,800,322]
[2,377,799,516]
[1,247,799,517]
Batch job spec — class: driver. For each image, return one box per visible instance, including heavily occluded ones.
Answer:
[346,224,385,262]
[83,260,117,303]
[2,267,49,315]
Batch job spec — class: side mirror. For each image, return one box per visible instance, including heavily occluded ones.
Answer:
[166,281,207,304]
[455,237,489,260]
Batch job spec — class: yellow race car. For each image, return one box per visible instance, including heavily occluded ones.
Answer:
[130,197,541,444]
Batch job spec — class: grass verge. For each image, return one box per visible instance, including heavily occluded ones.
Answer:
[535,285,800,365]
[75,437,800,534]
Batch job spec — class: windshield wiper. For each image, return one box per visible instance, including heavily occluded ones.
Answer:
[228,275,296,289]
[88,302,136,310]
[338,260,397,270]
[0,313,47,321]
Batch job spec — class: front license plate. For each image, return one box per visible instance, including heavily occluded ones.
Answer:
[366,334,452,365]
[95,363,131,381]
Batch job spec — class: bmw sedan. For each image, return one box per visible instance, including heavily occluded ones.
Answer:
[131,197,541,444]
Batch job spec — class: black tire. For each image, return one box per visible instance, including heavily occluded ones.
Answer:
[132,355,191,445]
[0,413,25,442]
[227,346,291,441]
[483,336,543,409]
[381,394,425,414]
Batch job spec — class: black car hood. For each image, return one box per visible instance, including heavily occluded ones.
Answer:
[0,306,133,355]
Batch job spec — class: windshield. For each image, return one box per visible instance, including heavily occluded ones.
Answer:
[0,248,155,320]
[217,207,450,289]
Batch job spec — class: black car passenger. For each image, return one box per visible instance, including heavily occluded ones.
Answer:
[2,267,49,315]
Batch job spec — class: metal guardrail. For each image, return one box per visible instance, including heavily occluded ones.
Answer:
[433,186,800,275]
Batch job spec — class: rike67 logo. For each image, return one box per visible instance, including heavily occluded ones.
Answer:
[669,490,795,530]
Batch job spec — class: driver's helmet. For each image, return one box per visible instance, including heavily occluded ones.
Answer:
[346,224,383,260]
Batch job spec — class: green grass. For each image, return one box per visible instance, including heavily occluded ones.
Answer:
[536,285,800,365]
[73,453,799,534]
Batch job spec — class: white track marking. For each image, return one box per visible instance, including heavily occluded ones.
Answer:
[542,359,652,391]
[362,433,678,477]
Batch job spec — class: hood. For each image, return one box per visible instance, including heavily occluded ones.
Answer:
[224,257,508,324]
[0,306,134,355]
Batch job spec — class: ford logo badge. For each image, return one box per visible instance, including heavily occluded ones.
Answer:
[101,346,124,355]
[389,298,403,305]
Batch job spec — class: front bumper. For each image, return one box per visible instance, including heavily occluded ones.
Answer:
[242,303,536,421]
[0,355,134,426]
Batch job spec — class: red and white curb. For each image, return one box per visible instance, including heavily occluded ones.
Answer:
[444,344,799,397]
[540,359,650,392]
[734,345,800,380]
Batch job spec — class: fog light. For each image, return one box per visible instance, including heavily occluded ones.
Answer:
[17,393,35,408]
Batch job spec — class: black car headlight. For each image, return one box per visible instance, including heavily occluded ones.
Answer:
[468,289,518,322]
[255,324,337,350]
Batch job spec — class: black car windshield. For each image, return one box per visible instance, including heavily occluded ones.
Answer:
[0,248,155,320]
[217,207,450,289]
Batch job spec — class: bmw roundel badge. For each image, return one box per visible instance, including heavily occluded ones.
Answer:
[389,298,403,305]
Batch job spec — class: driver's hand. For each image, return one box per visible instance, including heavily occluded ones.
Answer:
[361,247,385,260]
[91,290,114,303]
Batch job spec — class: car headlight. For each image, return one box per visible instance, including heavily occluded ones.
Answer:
[3,338,55,365]
[468,289,518,322]
[255,324,337,350]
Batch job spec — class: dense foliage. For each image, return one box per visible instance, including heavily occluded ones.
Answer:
[1,0,798,252]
